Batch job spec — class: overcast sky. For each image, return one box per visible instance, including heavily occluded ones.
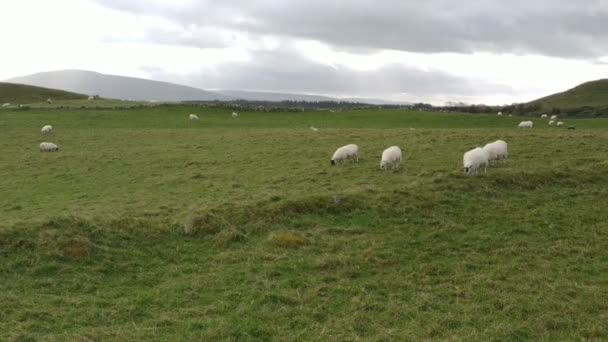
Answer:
[2,0,608,104]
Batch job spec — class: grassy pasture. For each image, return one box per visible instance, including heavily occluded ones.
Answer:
[1,106,607,340]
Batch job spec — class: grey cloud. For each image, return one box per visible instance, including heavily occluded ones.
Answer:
[145,47,513,97]
[94,0,608,57]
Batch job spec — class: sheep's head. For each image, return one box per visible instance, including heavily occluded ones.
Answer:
[330,160,336,165]
[463,166,471,174]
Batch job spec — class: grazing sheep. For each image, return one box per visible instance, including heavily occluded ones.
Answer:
[310,126,319,132]
[189,114,199,121]
[463,147,490,175]
[549,120,555,125]
[331,144,359,165]
[551,115,558,120]
[41,125,53,134]
[47,99,52,104]
[2,103,10,107]
[232,112,239,118]
[483,140,508,163]
[568,126,575,130]
[87,96,94,101]
[497,111,503,116]
[508,114,513,117]
[39,142,59,152]
[517,121,533,128]
[541,114,548,118]
[380,146,402,170]
[557,121,564,127]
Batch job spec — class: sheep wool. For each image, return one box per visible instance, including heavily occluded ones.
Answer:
[463,147,490,175]
[39,142,59,152]
[41,125,53,134]
[517,121,533,128]
[380,146,402,170]
[331,144,359,165]
[483,140,508,163]
[189,114,199,120]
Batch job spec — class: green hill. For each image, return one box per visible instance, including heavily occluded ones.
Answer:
[0,82,87,104]
[529,79,608,110]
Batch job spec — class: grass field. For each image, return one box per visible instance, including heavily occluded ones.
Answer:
[1,105,608,340]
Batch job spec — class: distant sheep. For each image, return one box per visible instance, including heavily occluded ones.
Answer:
[518,121,533,129]
[463,147,490,175]
[189,114,199,121]
[47,99,52,104]
[551,115,558,120]
[39,142,59,152]
[310,126,319,132]
[41,125,53,134]
[232,112,239,118]
[483,140,508,163]
[549,120,555,125]
[88,96,94,101]
[557,121,564,127]
[541,114,548,118]
[331,144,359,165]
[380,146,402,170]
[497,112,503,116]
[568,126,575,130]
[2,103,10,107]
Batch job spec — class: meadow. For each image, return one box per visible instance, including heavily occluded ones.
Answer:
[1,105,608,340]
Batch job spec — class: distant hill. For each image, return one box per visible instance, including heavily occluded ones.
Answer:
[7,70,234,102]
[529,79,608,110]
[0,82,87,104]
[216,89,405,105]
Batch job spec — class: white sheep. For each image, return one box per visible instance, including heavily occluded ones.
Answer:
[310,126,319,132]
[39,142,59,152]
[189,114,199,121]
[463,147,490,175]
[557,121,564,127]
[517,121,533,128]
[2,103,10,107]
[41,125,53,134]
[483,140,508,163]
[47,99,52,104]
[551,115,558,120]
[232,112,239,118]
[380,146,402,170]
[549,120,555,125]
[541,114,548,118]
[497,111,503,116]
[331,144,359,165]
[88,96,94,101]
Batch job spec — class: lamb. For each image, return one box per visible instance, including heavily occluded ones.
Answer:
[232,112,239,118]
[310,126,319,132]
[483,140,508,163]
[380,146,402,170]
[189,114,199,120]
[330,144,359,165]
[463,147,490,175]
[557,121,564,127]
[517,121,533,128]
[551,115,558,120]
[41,125,53,134]
[39,142,59,152]
[549,120,555,125]
[541,114,548,118]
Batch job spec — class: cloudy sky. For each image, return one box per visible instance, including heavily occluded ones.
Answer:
[2,0,608,104]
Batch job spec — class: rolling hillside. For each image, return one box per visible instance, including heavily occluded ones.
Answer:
[0,82,87,104]
[529,79,608,110]
[7,70,234,102]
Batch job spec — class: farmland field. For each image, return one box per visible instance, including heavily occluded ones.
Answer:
[1,105,608,340]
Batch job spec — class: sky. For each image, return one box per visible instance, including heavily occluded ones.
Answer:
[1,0,608,104]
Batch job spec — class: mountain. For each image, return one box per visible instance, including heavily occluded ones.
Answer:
[6,70,233,102]
[529,79,608,109]
[0,82,87,104]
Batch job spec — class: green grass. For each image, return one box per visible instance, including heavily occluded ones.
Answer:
[1,105,608,340]
[530,79,608,110]
[0,82,87,104]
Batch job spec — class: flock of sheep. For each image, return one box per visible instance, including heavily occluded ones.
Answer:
[516,113,574,130]
[329,144,403,170]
